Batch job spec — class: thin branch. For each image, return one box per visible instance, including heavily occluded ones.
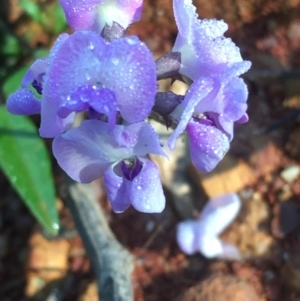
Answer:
[59,177,134,301]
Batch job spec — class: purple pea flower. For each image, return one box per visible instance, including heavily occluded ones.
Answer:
[53,120,166,213]
[168,0,251,171]
[7,30,156,138]
[177,193,241,259]
[60,0,143,33]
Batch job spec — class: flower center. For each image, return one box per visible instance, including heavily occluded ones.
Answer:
[121,157,143,181]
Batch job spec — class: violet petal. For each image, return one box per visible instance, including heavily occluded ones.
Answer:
[172,0,249,80]
[104,158,165,213]
[46,31,105,107]
[39,33,74,137]
[39,95,75,138]
[103,163,131,213]
[41,31,104,136]
[99,36,156,123]
[60,0,100,31]
[199,193,241,236]
[195,235,223,258]
[52,120,165,183]
[52,120,119,183]
[217,77,248,135]
[112,122,166,157]
[168,77,219,150]
[60,0,143,32]
[176,193,241,259]
[186,119,230,172]
[21,59,47,89]
[130,157,165,213]
[7,88,41,115]
[89,88,117,129]
[48,31,156,124]
[176,220,198,254]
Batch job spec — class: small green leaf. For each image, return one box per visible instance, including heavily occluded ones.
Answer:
[0,106,59,234]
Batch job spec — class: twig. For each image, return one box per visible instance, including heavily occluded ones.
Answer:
[59,177,134,301]
[252,108,300,135]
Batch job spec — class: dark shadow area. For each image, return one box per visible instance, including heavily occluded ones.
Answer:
[140,257,210,301]
[0,171,36,300]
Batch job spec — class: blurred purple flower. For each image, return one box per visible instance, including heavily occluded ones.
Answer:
[177,193,241,259]
[53,120,166,213]
[168,0,251,171]
[7,31,156,138]
[60,0,143,32]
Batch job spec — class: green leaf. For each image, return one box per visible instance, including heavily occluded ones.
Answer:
[2,66,29,98]
[19,0,42,23]
[0,106,59,234]
[42,3,67,34]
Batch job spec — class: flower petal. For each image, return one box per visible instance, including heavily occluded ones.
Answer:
[58,85,118,129]
[177,220,198,254]
[130,158,165,213]
[52,120,165,183]
[60,0,100,31]
[7,88,41,115]
[168,77,218,150]
[217,77,249,136]
[40,31,104,137]
[60,0,143,32]
[39,33,74,137]
[200,193,241,236]
[21,59,47,91]
[104,158,165,213]
[173,0,247,79]
[47,31,106,107]
[186,119,230,172]
[99,36,156,123]
[52,120,120,183]
[195,235,223,258]
[39,95,75,138]
[112,122,166,157]
[103,163,131,213]
[173,0,227,44]
[48,31,156,123]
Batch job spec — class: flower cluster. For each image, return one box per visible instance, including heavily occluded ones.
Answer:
[6,0,251,214]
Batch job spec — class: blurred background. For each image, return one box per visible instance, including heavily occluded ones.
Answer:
[1,0,300,300]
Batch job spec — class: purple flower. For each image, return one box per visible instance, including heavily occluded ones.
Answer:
[168,0,251,171]
[52,120,166,213]
[7,31,156,138]
[176,193,241,259]
[60,0,143,32]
